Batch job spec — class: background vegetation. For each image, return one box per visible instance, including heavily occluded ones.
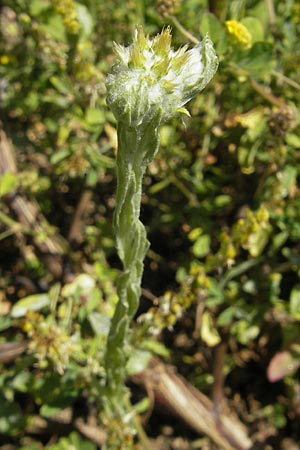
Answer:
[0,0,300,448]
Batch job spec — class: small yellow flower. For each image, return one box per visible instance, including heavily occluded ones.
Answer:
[225,20,252,49]
[0,55,10,65]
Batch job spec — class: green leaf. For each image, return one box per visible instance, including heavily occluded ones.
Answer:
[217,306,236,326]
[148,177,171,194]
[85,108,105,126]
[243,279,258,294]
[11,294,50,318]
[159,125,174,146]
[40,15,66,42]
[76,4,94,35]
[200,311,221,346]
[88,312,111,336]
[47,432,96,450]
[199,12,223,44]
[126,349,152,375]
[214,194,232,208]
[231,320,260,344]
[50,76,72,95]
[86,169,98,186]
[0,173,17,197]
[50,148,70,165]
[205,279,224,306]
[280,165,297,197]
[61,273,95,297]
[248,225,271,257]
[0,317,12,331]
[40,404,63,418]
[0,395,23,435]
[19,445,40,450]
[286,133,300,148]
[290,285,300,319]
[271,231,288,251]
[10,371,31,392]
[49,282,61,312]
[140,339,170,357]
[131,397,151,414]
[241,17,264,43]
[192,234,211,258]
[188,227,203,241]
[238,42,276,77]
[29,0,49,16]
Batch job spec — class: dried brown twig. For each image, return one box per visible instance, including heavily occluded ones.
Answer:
[133,357,253,450]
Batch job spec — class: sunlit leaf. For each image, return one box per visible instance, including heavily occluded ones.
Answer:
[11,294,50,318]
[200,311,221,346]
[0,173,17,197]
[289,285,300,319]
[88,312,111,336]
[126,349,152,375]
[241,17,264,43]
[192,234,211,258]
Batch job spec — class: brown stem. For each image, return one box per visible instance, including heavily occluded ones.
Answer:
[133,357,253,450]
[67,189,93,243]
[211,341,227,413]
[168,15,200,45]
[249,78,287,109]
[0,341,28,363]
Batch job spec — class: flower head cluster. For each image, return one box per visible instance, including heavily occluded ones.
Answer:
[106,27,218,127]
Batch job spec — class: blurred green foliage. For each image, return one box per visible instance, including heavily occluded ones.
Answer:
[1,0,300,448]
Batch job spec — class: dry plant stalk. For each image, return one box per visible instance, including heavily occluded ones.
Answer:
[133,357,253,450]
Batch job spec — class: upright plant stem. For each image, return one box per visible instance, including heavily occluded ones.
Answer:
[104,27,218,419]
[105,119,160,410]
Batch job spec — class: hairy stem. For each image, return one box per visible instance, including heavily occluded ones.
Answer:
[104,27,218,426]
[105,119,160,410]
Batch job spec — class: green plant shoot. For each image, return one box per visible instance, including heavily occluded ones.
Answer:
[105,27,218,413]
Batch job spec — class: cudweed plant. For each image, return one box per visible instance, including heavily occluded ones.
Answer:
[105,27,218,417]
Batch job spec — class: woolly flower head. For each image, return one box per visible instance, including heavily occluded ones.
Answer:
[106,27,218,127]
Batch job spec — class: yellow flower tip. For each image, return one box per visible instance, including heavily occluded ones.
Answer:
[112,42,128,64]
[176,107,191,118]
[134,27,148,51]
[225,19,252,49]
[153,26,172,56]
[130,46,145,68]
[160,79,175,93]
[172,45,189,64]
[152,56,171,76]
